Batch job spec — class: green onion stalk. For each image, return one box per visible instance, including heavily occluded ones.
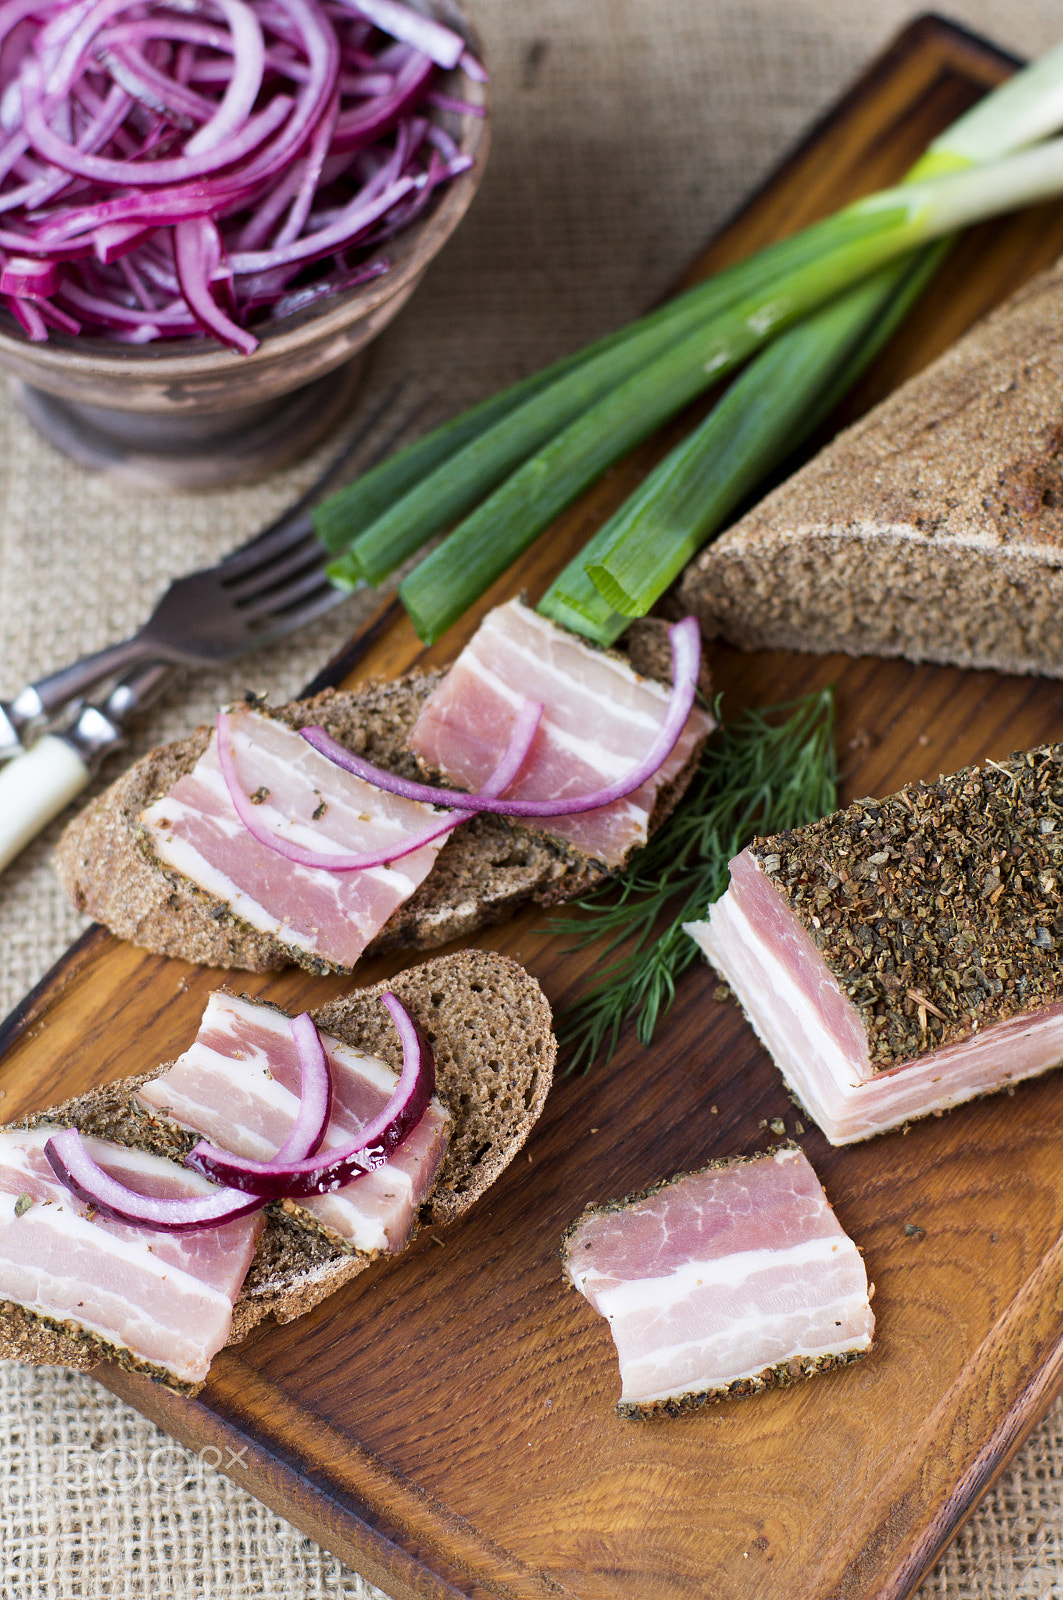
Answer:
[320,209,905,587]
[401,131,1063,642]
[543,41,1063,640]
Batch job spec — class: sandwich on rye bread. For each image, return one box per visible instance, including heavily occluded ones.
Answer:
[686,743,1063,1145]
[55,600,713,974]
[679,255,1063,677]
[0,949,555,1393]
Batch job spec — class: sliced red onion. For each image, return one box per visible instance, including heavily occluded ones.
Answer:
[423,89,483,117]
[186,991,435,1197]
[43,1125,265,1231]
[347,0,463,69]
[215,693,542,870]
[174,213,257,353]
[275,1011,334,1159]
[226,171,413,274]
[0,253,59,295]
[0,0,478,348]
[302,616,703,819]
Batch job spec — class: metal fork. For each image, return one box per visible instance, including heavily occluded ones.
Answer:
[0,382,434,873]
[0,380,429,757]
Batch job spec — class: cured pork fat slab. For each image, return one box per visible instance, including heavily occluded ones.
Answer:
[687,745,1063,1144]
[563,1146,873,1417]
[0,1129,263,1388]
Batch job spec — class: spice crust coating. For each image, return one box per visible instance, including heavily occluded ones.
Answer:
[616,1348,866,1420]
[752,745,1063,1069]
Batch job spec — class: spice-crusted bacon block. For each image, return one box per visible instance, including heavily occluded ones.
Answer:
[686,746,1063,1144]
[563,1145,873,1418]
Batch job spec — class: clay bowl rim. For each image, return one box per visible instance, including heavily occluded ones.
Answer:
[0,7,488,390]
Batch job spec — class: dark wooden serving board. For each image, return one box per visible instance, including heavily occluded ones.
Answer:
[6,16,1063,1599]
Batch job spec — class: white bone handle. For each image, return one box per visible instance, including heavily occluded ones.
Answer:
[0,736,90,873]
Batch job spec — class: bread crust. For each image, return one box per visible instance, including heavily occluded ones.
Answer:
[55,622,708,973]
[680,256,1063,676]
[0,949,555,1390]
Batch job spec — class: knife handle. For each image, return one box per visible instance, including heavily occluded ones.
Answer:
[0,735,90,873]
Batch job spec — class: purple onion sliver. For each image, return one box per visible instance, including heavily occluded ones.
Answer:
[274,1012,334,1160]
[43,1126,265,1233]
[350,0,464,70]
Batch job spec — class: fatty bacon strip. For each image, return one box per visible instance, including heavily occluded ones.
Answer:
[0,1128,263,1387]
[407,600,715,866]
[563,1146,874,1418]
[136,990,450,1254]
[140,707,453,971]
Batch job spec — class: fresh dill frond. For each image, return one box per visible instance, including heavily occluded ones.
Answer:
[552,688,838,1074]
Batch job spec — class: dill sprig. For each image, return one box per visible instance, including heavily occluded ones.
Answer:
[552,688,838,1074]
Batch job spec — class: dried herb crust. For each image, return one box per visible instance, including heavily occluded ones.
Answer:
[54,620,705,974]
[752,745,1063,1069]
[615,1349,867,1421]
[0,949,555,1391]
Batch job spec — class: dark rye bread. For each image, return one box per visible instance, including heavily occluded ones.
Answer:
[54,619,707,974]
[0,949,555,1390]
[680,256,1063,677]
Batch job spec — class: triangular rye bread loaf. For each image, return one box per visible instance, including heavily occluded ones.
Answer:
[680,256,1063,677]
[0,949,555,1390]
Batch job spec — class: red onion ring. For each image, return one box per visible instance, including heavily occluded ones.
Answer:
[186,990,436,1197]
[42,1009,336,1231]
[43,1126,266,1232]
[349,0,464,70]
[274,1010,334,1161]
[216,694,542,871]
[300,615,702,818]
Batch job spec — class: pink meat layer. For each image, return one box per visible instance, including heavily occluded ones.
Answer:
[687,849,1063,1144]
[564,1146,873,1409]
[137,990,450,1255]
[406,599,714,866]
[140,707,451,970]
[0,1128,263,1385]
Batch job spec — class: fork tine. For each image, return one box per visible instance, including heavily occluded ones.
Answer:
[237,558,339,623]
[245,578,354,639]
[223,526,322,595]
[216,513,317,582]
[217,379,414,574]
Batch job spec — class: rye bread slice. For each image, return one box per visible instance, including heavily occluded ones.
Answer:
[0,949,555,1390]
[679,255,1063,677]
[54,620,708,975]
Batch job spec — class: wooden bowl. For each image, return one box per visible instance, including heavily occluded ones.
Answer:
[0,2,488,490]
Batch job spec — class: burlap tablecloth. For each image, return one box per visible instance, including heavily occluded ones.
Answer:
[2,2,1062,1594]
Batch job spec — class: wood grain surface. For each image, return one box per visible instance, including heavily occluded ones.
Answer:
[6,15,1063,1600]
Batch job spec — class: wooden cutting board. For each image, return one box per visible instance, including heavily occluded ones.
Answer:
[5,15,1063,1600]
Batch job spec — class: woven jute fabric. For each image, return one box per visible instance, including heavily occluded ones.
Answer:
[1,2,1062,1595]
